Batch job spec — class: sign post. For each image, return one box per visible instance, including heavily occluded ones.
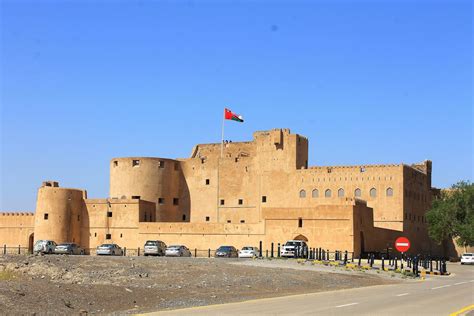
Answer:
[395,237,410,271]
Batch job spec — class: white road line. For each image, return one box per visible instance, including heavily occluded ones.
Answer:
[335,303,359,308]
[431,285,451,290]
[396,293,409,297]
[454,282,468,285]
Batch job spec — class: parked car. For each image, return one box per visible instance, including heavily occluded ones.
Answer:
[165,245,192,257]
[54,243,84,255]
[280,240,308,258]
[96,244,123,256]
[238,246,259,258]
[144,240,167,256]
[215,246,238,258]
[33,240,57,254]
[461,253,474,265]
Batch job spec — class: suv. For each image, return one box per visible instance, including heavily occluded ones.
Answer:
[34,240,57,254]
[280,240,308,258]
[144,240,167,256]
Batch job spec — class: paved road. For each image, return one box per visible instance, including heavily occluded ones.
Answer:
[153,263,474,315]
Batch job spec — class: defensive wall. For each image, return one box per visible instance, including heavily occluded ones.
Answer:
[0,128,451,257]
[0,213,35,248]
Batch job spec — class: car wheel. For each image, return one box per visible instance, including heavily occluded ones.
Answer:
[80,250,85,255]
[48,249,52,255]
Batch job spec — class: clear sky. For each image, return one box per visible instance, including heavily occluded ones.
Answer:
[0,0,472,211]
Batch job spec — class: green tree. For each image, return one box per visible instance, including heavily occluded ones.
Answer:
[426,181,474,247]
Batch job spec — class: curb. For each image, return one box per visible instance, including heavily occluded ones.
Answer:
[308,259,450,276]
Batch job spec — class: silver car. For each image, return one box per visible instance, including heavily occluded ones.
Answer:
[33,240,57,254]
[144,240,167,256]
[96,244,123,256]
[165,245,192,257]
[54,243,84,255]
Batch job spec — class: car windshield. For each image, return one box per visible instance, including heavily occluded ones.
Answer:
[463,253,473,257]
[242,247,253,251]
[100,244,114,248]
[285,241,299,246]
[145,241,157,246]
[168,245,181,249]
[217,246,232,251]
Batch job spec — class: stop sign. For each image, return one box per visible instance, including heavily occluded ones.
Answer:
[395,237,410,253]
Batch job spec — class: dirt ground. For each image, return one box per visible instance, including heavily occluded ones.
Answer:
[0,255,400,315]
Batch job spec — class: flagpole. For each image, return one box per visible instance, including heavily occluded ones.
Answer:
[217,109,225,223]
[221,109,225,158]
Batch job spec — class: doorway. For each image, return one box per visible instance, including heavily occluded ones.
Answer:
[28,233,34,254]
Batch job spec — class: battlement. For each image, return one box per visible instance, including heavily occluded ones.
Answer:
[307,163,402,172]
[0,212,34,216]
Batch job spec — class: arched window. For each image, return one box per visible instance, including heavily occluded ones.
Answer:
[354,188,361,197]
[312,189,319,198]
[299,190,306,198]
[338,188,345,197]
[325,189,332,198]
[370,188,377,198]
[386,187,393,197]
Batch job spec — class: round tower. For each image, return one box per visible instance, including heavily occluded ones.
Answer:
[109,157,182,221]
[34,181,86,244]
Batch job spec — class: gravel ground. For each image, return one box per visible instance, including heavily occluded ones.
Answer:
[0,255,401,315]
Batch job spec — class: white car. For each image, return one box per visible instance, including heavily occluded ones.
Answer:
[238,246,259,258]
[280,240,308,258]
[165,245,192,257]
[461,253,474,265]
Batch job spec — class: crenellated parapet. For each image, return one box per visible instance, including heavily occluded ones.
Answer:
[0,212,34,216]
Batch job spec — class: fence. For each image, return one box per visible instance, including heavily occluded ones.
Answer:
[1,243,447,275]
[361,252,449,276]
[2,245,30,255]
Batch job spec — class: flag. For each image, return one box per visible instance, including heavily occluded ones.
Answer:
[224,108,244,123]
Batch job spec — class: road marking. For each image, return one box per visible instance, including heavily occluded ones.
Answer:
[335,303,359,308]
[431,285,451,290]
[449,304,474,316]
[454,282,468,286]
[396,293,409,297]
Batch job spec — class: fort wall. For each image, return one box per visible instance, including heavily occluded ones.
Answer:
[82,199,155,251]
[0,213,35,248]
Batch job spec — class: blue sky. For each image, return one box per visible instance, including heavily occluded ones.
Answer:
[1,0,472,211]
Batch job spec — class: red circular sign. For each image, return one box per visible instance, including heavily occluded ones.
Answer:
[395,237,410,252]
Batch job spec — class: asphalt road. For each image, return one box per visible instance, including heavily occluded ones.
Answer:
[153,263,474,315]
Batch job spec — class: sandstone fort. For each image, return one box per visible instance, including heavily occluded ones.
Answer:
[0,128,444,256]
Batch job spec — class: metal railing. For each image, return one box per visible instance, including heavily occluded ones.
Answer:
[2,245,30,255]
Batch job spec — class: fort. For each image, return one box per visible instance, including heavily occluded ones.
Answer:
[0,128,444,256]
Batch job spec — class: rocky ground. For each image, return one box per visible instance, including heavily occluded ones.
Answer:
[0,255,400,315]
